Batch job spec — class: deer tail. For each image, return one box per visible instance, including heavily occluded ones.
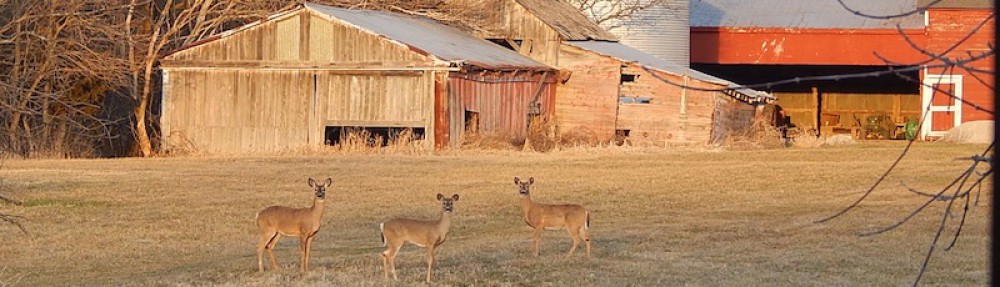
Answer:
[379,222,386,247]
[585,211,590,230]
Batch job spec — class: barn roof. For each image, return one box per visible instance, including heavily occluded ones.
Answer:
[305,3,552,70]
[513,0,618,41]
[918,0,994,9]
[690,0,925,29]
[565,41,774,103]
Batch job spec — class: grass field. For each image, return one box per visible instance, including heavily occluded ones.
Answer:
[0,142,991,286]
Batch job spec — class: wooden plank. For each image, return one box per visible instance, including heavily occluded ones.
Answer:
[322,120,426,128]
[431,72,448,149]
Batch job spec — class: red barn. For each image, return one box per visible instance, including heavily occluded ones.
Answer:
[690,0,994,140]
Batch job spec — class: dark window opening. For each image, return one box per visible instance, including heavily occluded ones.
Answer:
[487,39,523,52]
[465,111,480,134]
[690,64,919,93]
[619,96,651,104]
[324,126,426,146]
[614,129,631,146]
[620,73,638,84]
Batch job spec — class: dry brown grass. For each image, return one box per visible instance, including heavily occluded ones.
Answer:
[0,142,990,286]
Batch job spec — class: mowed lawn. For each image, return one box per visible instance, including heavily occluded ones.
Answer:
[0,142,990,286]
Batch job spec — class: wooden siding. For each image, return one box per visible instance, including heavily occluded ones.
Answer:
[775,92,921,132]
[925,9,995,122]
[161,10,443,153]
[454,0,563,67]
[555,44,620,142]
[316,72,433,128]
[168,12,428,63]
[447,72,557,145]
[712,94,758,144]
[163,70,314,153]
[616,64,728,145]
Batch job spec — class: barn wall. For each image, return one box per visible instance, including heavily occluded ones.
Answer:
[448,72,557,145]
[454,0,563,67]
[775,92,921,132]
[168,12,428,63]
[315,72,434,129]
[616,64,726,145]
[925,9,995,123]
[162,10,442,153]
[555,44,620,142]
[163,70,314,153]
[691,28,929,65]
[711,94,758,144]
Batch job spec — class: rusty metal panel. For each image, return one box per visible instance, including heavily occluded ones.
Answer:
[447,72,556,144]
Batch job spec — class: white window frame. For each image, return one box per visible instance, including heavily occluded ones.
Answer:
[920,74,963,139]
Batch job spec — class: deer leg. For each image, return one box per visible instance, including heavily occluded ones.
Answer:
[566,226,581,258]
[426,246,436,283]
[383,243,400,280]
[582,226,591,258]
[532,226,543,257]
[381,248,390,279]
[267,234,282,270]
[257,231,278,272]
[302,235,315,272]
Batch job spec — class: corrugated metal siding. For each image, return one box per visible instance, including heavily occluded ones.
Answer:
[447,72,557,145]
[604,0,690,67]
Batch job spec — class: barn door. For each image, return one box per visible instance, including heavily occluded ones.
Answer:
[920,74,963,140]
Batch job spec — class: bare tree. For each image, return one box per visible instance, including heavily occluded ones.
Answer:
[564,0,670,30]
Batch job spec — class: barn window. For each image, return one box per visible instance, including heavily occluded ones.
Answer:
[619,96,652,104]
[324,126,426,147]
[487,39,524,52]
[620,73,638,83]
[614,129,630,146]
[465,110,480,134]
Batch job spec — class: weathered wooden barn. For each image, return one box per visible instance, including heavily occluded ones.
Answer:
[561,41,772,145]
[451,0,772,144]
[160,3,555,153]
[690,0,994,140]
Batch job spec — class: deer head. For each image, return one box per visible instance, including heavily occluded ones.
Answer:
[307,177,332,200]
[436,193,459,213]
[514,177,534,197]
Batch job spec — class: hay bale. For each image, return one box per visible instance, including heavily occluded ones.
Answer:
[939,120,994,144]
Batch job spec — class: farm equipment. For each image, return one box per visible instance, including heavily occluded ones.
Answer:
[859,114,894,140]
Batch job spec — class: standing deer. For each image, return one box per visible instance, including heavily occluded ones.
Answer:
[255,177,332,272]
[514,177,591,258]
[379,193,460,283]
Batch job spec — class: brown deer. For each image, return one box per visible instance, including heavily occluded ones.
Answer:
[514,177,591,258]
[379,193,460,283]
[255,177,331,272]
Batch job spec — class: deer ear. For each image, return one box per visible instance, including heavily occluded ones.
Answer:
[324,177,332,187]
[436,193,444,201]
[514,177,520,184]
[308,178,316,187]
[452,194,460,201]
[528,177,534,184]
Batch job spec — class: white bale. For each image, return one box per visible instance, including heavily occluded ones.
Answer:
[939,120,994,144]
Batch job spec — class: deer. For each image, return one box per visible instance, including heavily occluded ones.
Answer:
[379,193,460,283]
[255,177,332,273]
[514,176,591,258]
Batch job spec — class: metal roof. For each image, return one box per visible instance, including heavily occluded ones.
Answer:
[690,0,926,29]
[565,41,774,103]
[304,3,551,70]
[917,0,994,9]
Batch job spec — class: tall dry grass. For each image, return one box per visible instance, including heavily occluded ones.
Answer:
[0,142,989,286]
